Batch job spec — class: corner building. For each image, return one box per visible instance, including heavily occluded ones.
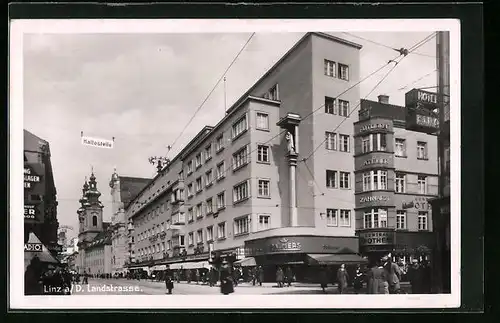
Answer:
[354,95,438,264]
[126,33,365,281]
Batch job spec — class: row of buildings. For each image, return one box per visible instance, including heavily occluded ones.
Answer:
[75,32,444,282]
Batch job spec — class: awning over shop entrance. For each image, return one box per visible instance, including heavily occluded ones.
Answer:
[233,257,256,267]
[169,261,210,270]
[307,254,367,266]
[151,265,167,271]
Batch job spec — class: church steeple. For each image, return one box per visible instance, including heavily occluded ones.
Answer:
[85,169,103,207]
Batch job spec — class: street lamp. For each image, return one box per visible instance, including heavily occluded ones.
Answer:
[148,156,170,173]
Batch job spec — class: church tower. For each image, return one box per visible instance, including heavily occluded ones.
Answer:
[78,171,104,244]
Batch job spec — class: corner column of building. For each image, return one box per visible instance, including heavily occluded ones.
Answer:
[288,152,299,227]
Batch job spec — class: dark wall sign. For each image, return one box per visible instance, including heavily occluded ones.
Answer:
[24,164,43,190]
[24,203,43,223]
[25,242,43,252]
[359,230,395,246]
[244,236,359,256]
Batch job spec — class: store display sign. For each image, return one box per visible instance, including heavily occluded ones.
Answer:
[359,231,395,246]
[355,119,393,136]
[401,196,432,211]
[405,89,440,133]
[24,242,43,252]
[24,165,43,190]
[245,236,359,256]
[405,89,439,109]
[24,204,38,220]
[356,153,394,170]
[357,192,393,208]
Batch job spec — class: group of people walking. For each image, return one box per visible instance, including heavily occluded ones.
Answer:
[24,256,74,295]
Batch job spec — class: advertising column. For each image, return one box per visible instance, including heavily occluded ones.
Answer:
[353,117,396,261]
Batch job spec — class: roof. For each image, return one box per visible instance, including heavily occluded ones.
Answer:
[118,176,151,208]
[359,99,406,122]
[24,129,48,153]
[227,32,362,114]
[87,225,112,248]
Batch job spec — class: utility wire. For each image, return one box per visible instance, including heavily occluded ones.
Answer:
[396,69,437,91]
[167,33,256,157]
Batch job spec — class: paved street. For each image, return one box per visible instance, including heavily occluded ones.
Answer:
[71,279,412,295]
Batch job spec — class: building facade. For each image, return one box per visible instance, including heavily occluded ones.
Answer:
[354,95,439,264]
[24,130,60,255]
[108,170,150,274]
[75,172,113,275]
[126,32,367,280]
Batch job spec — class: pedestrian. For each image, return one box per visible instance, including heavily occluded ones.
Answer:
[285,266,293,287]
[336,264,349,294]
[83,271,88,285]
[232,267,240,287]
[407,259,424,294]
[353,265,364,294]
[220,261,234,295]
[195,269,200,284]
[319,265,329,293]
[251,267,257,286]
[165,273,174,294]
[24,256,42,295]
[383,255,402,294]
[276,267,284,288]
[258,266,264,286]
[366,259,388,294]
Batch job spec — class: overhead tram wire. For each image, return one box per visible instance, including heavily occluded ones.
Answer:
[341,32,436,59]
[396,69,438,92]
[300,32,437,163]
[166,33,256,157]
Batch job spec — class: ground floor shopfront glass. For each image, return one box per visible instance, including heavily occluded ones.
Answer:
[241,235,366,284]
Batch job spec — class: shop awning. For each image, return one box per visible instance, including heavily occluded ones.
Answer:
[169,261,209,270]
[307,254,368,266]
[152,265,167,271]
[233,257,256,267]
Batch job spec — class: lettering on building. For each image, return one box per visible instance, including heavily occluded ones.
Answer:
[25,243,43,252]
[402,197,432,210]
[359,196,389,203]
[24,204,38,220]
[322,245,340,251]
[269,238,301,252]
[359,231,394,246]
[24,167,41,189]
[416,115,439,129]
[363,158,389,167]
[360,123,389,133]
[417,91,438,105]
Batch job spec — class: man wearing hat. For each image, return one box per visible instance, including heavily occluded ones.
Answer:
[407,258,424,294]
[382,254,402,294]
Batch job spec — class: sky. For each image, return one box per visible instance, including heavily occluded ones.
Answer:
[22,29,438,240]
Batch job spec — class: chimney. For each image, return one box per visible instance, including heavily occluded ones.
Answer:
[378,94,389,104]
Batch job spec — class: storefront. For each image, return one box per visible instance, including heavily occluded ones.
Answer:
[242,235,365,283]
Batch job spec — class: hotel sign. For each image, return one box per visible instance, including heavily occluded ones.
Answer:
[405,89,439,109]
[359,231,395,246]
[402,196,432,211]
[405,89,440,133]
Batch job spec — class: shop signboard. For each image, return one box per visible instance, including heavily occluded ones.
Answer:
[359,230,395,246]
[401,196,432,211]
[354,118,393,136]
[405,89,440,133]
[356,192,394,208]
[24,165,43,190]
[24,242,43,252]
[355,152,394,171]
[244,236,358,256]
[24,203,43,223]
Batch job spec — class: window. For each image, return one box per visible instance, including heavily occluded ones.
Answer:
[179,235,185,247]
[167,240,172,250]
[363,170,388,191]
[234,217,250,235]
[92,216,97,226]
[418,211,428,230]
[361,136,371,153]
[417,141,428,159]
[326,209,338,226]
[205,144,212,161]
[338,63,349,81]
[232,115,248,139]
[256,112,269,130]
[364,209,388,229]
[217,222,226,239]
[187,183,193,197]
[215,135,224,152]
[233,181,249,203]
[418,176,427,194]
[232,145,250,170]
[195,153,202,168]
[339,210,351,227]
[187,160,193,175]
[339,134,350,152]
[324,59,336,77]
[196,177,203,192]
[188,232,194,246]
[268,85,279,101]
[188,208,194,222]
[395,173,406,193]
[195,203,203,219]
[206,226,214,242]
[216,162,225,181]
[362,133,387,153]
[205,169,213,187]
[395,138,406,157]
[338,100,350,117]
[325,96,337,114]
[325,132,337,150]
[396,211,407,229]
[196,230,203,244]
[206,198,213,215]
[258,215,270,230]
[339,172,350,189]
[257,145,270,162]
[216,192,225,210]
[326,170,337,188]
[258,179,270,197]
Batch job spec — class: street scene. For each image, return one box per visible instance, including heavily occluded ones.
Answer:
[19,20,452,301]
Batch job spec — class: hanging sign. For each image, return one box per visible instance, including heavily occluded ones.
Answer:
[81,136,114,149]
